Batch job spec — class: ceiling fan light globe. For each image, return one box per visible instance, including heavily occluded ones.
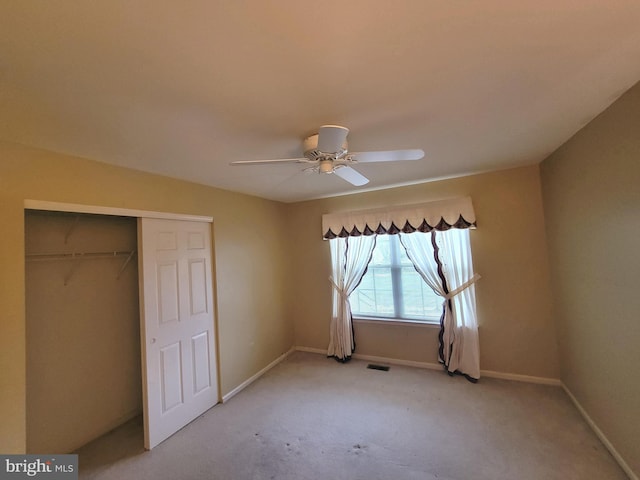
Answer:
[319,160,333,174]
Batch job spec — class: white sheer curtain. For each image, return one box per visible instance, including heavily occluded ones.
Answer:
[328,235,377,361]
[398,231,452,337]
[400,229,481,380]
[437,228,480,379]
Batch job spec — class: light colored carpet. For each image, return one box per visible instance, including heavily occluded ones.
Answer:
[76,351,627,480]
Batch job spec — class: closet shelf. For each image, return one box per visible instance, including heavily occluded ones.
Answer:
[26,250,137,286]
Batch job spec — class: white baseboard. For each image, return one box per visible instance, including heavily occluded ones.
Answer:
[353,352,443,371]
[294,346,326,355]
[480,369,561,386]
[294,346,561,385]
[222,348,295,403]
[561,383,637,480]
[295,346,442,370]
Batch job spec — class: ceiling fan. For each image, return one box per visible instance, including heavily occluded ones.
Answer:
[230,125,424,186]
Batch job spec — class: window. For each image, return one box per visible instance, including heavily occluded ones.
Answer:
[350,235,442,323]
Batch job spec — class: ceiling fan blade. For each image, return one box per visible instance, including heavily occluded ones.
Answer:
[230,158,307,165]
[349,149,424,163]
[334,166,369,186]
[317,125,349,153]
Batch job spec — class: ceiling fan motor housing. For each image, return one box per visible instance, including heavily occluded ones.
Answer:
[303,133,348,161]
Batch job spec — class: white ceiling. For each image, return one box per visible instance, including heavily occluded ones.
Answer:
[1,1,639,203]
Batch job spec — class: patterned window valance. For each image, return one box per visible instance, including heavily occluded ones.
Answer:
[322,197,476,239]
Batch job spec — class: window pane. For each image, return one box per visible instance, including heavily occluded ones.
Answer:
[351,234,441,322]
[400,267,422,316]
[397,239,414,266]
[352,266,394,316]
[400,267,442,319]
[352,288,376,315]
[371,235,391,265]
[372,267,391,290]
[358,271,374,290]
[375,288,394,315]
[372,267,393,315]
[400,255,413,266]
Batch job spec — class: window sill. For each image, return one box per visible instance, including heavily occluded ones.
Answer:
[353,316,441,328]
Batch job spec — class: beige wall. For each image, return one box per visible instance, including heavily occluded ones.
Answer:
[287,165,560,379]
[0,142,292,453]
[540,82,640,476]
[25,212,141,453]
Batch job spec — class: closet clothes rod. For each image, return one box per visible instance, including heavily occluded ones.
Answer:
[26,250,136,261]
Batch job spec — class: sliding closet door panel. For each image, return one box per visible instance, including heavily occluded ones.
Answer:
[139,218,218,450]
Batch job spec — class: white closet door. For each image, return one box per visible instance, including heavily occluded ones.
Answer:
[139,218,219,449]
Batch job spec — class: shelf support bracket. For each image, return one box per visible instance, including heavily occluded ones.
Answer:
[63,254,82,286]
[64,216,80,244]
[117,251,136,279]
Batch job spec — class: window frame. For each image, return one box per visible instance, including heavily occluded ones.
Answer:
[350,234,442,325]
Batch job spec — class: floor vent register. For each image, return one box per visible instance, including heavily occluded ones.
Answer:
[367,364,390,372]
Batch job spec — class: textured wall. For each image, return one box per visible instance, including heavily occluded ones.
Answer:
[287,165,559,380]
[0,142,292,453]
[540,82,640,476]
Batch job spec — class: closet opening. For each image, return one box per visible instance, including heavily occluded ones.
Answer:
[25,210,143,454]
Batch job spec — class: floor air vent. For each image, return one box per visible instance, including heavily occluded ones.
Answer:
[367,364,390,371]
